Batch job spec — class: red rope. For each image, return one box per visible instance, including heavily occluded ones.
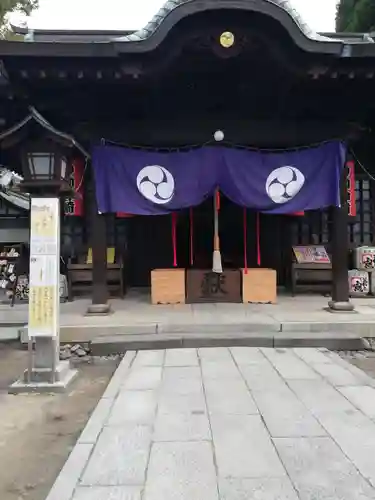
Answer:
[243,207,248,274]
[172,212,177,267]
[189,207,194,266]
[256,212,261,266]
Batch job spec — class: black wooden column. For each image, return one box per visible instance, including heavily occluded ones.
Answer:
[329,160,354,312]
[86,177,111,315]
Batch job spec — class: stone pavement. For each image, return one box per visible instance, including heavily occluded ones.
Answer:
[47,347,375,500]
[4,293,375,344]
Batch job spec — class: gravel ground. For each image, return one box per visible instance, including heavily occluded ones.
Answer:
[0,342,121,500]
[337,345,375,379]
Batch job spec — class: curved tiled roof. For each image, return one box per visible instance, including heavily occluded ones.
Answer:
[115,0,340,43]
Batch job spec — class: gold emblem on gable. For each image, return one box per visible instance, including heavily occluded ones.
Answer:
[219,31,235,48]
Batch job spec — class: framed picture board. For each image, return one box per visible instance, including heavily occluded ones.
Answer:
[293,245,331,265]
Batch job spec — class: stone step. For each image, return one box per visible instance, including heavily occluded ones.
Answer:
[12,320,375,345]
[0,323,24,341]
[90,332,367,356]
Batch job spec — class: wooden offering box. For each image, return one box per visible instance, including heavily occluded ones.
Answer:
[186,269,242,303]
[151,269,186,305]
[242,268,277,304]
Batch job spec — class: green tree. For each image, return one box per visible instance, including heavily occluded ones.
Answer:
[336,0,375,32]
[0,0,38,38]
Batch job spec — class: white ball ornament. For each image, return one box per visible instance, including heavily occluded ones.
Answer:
[214,130,224,142]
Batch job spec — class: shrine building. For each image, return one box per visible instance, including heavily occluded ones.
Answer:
[0,0,375,311]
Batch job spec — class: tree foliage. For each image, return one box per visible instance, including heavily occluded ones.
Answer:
[336,0,375,32]
[0,0,38,38]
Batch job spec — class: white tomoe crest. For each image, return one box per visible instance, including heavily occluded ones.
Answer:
[265,166,305,204]
[136,165,175,205]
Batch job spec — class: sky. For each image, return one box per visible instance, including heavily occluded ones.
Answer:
[19,0,338,33]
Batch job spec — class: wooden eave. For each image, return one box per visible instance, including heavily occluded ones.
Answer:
[0,41,117,58]
[3,52,375,85]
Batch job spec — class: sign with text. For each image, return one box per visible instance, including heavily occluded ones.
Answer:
[293,245,331,264]
[28,198,60,337]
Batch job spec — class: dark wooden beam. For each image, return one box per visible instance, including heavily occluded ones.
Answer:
[329,159,354,312]
[86,176,111,315]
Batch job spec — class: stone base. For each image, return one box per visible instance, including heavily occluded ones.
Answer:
[19,325,29,344]
[85,303,112,316]
[327,300,356,313]
[8,361,78,394]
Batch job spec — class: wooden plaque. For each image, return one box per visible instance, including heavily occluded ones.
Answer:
[186,269,241,304]
[293,245,330,264]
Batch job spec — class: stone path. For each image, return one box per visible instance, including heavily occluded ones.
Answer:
[47,347,375,500]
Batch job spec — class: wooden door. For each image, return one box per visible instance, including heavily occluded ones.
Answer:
[127,215,174,287]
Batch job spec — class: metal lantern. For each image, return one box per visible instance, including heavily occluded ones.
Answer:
[26,152,66,180]
[0,107,88,195]
[21,141,72,193]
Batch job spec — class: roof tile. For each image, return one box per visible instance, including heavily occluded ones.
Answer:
[114,0,342,44]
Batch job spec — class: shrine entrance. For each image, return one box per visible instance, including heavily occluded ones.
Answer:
[126,194,289,296]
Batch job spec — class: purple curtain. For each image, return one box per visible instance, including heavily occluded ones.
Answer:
[92,141,345,215]
[220,141,344,213]
[92,145,217,215]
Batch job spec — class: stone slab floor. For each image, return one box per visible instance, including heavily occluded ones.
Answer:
[47,347,375,500]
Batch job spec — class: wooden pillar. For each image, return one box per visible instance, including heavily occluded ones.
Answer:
[329,160,354,312]
[86,178,111,315]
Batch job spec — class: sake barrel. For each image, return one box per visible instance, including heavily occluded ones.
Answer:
[348,269,370,297]
[354,246,375,271]
[370,271,375,296]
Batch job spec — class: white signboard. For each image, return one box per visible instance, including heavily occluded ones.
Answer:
[28,198,60,337]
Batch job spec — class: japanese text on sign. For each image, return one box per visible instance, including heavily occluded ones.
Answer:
[28,198,60,338]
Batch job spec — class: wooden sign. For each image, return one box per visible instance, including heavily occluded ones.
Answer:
[347,160,356,217]
[186,269,241,303]
[293,245,331,264]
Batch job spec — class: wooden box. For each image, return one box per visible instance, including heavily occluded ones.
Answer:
[242,268,277,304]
[151,269,186,305]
